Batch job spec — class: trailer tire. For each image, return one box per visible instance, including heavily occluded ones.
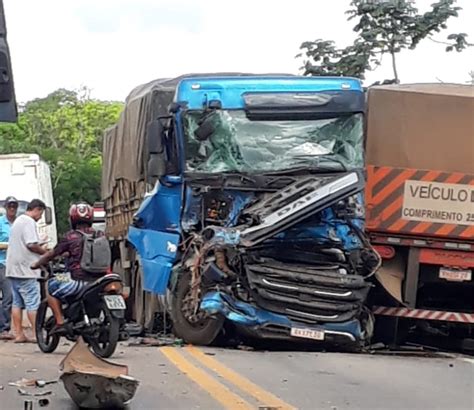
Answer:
[170,270,224,345]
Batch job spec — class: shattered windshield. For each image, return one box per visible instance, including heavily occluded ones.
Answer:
[183,110,363,173]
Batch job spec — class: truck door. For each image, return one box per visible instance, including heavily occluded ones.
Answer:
[127,179,182,295]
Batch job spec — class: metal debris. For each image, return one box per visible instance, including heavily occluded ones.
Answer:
[17,388,52,397]
[237,344,254,351]
[35,380,57,388]
[9,378,57,388]
[127,336,183,347]
[124,322,143,337]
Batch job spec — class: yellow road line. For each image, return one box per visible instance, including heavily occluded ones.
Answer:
[160,346,253,410]
[187,346,296,410]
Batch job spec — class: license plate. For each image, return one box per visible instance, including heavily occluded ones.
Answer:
[104,295,126,310]
[439,268,472,282]
[290,327,325,341]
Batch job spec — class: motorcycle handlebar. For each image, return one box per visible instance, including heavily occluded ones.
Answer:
[36,262,65,280]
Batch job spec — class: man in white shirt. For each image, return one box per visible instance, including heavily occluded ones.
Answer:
[6,199,47,343]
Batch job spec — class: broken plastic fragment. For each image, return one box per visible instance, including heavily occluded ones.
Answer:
[60,337,139,409]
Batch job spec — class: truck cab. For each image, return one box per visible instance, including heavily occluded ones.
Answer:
[118,75,379,347]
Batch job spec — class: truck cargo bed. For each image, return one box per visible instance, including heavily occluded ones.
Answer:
[104,179,147,239]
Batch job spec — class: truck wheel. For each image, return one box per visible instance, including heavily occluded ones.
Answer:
[170,270,224,345]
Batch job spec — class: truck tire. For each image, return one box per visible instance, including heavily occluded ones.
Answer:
[170,270,224,345]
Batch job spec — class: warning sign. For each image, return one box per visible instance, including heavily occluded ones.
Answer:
[402,180,474,226]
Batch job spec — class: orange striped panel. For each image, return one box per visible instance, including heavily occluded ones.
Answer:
[365,165,474,240]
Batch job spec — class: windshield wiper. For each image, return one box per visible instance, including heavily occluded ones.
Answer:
[291,154,348,172]
[263,165,338,176]
[318,155,348,172]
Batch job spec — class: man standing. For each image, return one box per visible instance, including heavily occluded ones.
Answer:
[6,199,47,343]
[0,196,18,340]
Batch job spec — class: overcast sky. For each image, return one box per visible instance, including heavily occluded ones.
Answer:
[4,0,474,103]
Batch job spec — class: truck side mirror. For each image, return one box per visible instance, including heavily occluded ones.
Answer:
[0,2,17,122]
[147,120,164,154]
[44,207,53,225]
[146,120,166,182]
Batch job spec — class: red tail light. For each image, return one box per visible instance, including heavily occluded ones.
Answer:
[373,245,396,259]
[104,281,123,294]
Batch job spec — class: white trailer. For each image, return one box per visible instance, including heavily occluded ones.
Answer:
[0,153,57,248]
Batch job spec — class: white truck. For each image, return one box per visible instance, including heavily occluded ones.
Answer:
[0,154,57,248]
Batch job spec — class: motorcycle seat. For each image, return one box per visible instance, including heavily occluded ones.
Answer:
[72,273,122,301]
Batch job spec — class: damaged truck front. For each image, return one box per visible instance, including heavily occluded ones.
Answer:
[127,75,380,348]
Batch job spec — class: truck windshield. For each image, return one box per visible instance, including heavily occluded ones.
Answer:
[183,110,363,173]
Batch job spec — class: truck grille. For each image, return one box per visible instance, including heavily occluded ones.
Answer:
[246,257,370,324]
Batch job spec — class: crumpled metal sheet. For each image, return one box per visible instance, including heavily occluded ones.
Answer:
[60,337,139,409]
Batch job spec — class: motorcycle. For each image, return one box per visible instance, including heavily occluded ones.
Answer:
[36,263,127,358]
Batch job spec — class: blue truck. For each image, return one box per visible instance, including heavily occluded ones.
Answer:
[102,74,379,348]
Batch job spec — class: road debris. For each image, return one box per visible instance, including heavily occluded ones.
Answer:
[124,322,143,337]
[9,378,57,388]
[237,344,255,351]
[60,337,139,408]
[127,336,183,347]
[38,398,50,407]
[35,380,57,388]
[17,388,52,397]
[9,378,37,388]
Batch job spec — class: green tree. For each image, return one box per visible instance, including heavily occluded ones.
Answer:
[299,0,471,82]
[468,70,474,85]
[0,88,122,233]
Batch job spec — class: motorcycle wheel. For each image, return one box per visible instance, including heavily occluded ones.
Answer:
[86,303,120,358]
[36,302,60,353]
[170,269,224,345]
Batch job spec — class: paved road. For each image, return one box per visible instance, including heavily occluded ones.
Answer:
[0,340,472,409]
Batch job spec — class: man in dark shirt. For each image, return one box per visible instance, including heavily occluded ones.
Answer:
[32,203,103,331]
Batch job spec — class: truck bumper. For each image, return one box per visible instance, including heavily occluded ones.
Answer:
[373,306,474,324]
[201,291,365,345]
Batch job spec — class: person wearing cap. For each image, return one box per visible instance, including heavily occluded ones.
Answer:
[6,199,47,343]
[0,196,18,340]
